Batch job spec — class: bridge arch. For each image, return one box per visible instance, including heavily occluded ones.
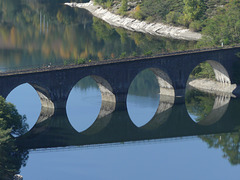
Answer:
[90,75,116,103]
[67,75,116,104]
[127,68,175,128]
[6,83,44,134]
[206,60,231,84]
[4,80,54,109]
[188,60,231,85]
[150,68,175,96]
[31,84,54,109]
[66,75,116,133]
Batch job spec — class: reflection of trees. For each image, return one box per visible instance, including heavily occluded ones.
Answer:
[0,96,29,179]
[0,0,195,70]
[185,89,215,122]
[74,76,98,91]
[200,128,240,165]
[128,69,159,97]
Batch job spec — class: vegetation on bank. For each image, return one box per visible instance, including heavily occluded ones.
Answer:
[93,0,240,81]
[93,0,240,47]
[0,96,29,179]
[0,96,28,138]
[190,62,215,80]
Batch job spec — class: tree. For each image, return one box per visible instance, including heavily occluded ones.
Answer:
[0,96,28,138]
[198,0,240,46]
[182,0,206,25]
[119,0,128,15]
[0,96,29,179]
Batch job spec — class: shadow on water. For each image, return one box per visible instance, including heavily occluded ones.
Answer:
[1,93,240,178]
[15,92,240,165]
[2,82,240,178]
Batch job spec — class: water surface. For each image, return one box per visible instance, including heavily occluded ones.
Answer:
[1,0,240,179]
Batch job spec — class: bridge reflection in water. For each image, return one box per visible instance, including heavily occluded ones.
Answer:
[16,91,240,150]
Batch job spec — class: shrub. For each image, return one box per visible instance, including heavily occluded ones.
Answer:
[189,20,202,32]
[119,0,128,15]
[133,5,143,20]
[166,11,181,24]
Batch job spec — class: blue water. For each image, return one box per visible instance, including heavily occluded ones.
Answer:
[1,0,240,179]
[21,138,238,180]
[127,95,159,127]
[5,83,240,180]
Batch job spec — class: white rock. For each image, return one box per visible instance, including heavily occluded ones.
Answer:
[64,1,202,41]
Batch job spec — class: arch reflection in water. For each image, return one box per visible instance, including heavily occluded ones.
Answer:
[140,95,174,131]
[66,75,116,133]
[66,76,102,132]
[185,87,230,125]
[127,69,160,127]
[82,100,115,135]
[6,83,41,134]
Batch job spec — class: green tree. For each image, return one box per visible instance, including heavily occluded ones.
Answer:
[0,96,28,137]
[119,0,128,15]
[166,11,181,24]
[190,62,215,79]
[0,96,29,179]
[182,0,206,26]
[198,0,240,46]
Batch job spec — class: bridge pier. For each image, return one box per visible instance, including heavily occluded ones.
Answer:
[114,93,127,104]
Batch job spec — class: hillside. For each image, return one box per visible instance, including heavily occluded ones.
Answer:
[93,0,240,47]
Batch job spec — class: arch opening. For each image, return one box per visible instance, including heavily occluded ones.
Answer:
[66,75,115,133]
[6,83,42,136]
[127,68,174,128]
[207,60,231,84]
[90,75,116,103]
[187,60,235,93]
[186,61,232,125]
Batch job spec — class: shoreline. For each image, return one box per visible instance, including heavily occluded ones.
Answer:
[188,78,237,96]
[65,1,202,41]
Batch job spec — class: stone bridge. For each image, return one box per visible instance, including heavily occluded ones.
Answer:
[0,46,240,110]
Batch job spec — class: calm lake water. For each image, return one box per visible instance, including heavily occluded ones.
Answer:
[1,0,240,180]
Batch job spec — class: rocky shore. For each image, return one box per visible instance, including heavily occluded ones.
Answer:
[188,78,237,95]
[65,1,202,41]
